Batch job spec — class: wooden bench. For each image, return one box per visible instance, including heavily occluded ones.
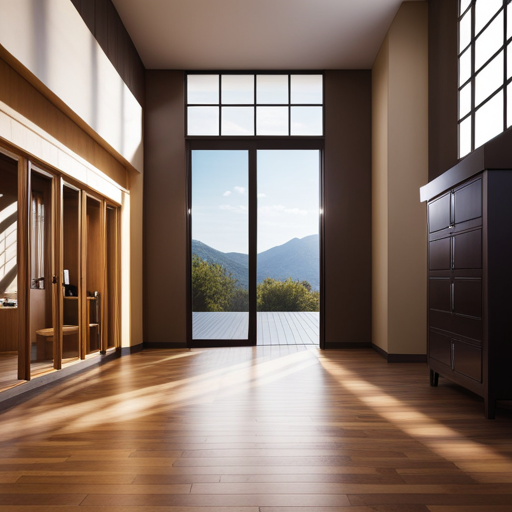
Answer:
[35,325,79,360]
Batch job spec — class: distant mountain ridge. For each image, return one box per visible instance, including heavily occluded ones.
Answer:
[192,234,319,291]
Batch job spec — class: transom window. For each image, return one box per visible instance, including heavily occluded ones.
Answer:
[458,0,512,158]
[186,73,323,136]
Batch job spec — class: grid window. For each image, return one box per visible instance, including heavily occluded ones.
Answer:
[186,73,324,136]
[458,0,510,158]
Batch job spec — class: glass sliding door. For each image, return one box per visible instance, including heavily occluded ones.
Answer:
[0,152,19,389]
[256,150,320,346]
[191,150,249,342]
[29,168,55,374]
[62,184,80,363]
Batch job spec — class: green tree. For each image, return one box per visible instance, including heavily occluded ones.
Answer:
[257,278,319,312]
[229,287,249,312]
[192,255,237,312]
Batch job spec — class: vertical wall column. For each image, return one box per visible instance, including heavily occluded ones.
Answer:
[372,1,429,358]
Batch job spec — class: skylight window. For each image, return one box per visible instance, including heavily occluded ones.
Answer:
[458,0,510,158]
[186,73,324,137]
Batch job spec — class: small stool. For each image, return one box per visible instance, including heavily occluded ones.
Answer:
[35,325,79,360]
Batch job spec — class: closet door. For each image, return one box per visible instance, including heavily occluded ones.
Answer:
[29,167,61,374]
[81,194,104,356]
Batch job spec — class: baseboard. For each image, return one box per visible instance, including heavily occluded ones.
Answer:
[119,343,144,356]
[144,342,188,349]
[0,348,120,412]
[323,342,372,349]
[372,344,427,363]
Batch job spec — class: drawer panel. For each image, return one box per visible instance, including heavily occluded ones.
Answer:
[454,178,482,225]
[453,229,482,269]
[429,278,451,312]
[428,193,451,233]
[429,330,451,366]
[453,340,482,382]
[454,278,482,318]
[429,237,451,270]
[429,311,482,342]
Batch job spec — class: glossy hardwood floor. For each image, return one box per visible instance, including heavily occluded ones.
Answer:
[1,346,512,511]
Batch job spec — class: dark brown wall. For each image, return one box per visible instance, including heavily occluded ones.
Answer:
[70,0,145,107]
[428,0,458,181]
[144,71,187,346]
[324,71,372,347]
[143,71,372,348]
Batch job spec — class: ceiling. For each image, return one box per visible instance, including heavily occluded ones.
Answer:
[111,0,425,70]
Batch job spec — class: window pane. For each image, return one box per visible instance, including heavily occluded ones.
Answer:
[475,0,502,35]
[459,46,472,86]
[291,75,323,104]
[257,75,288,104]
[188,106,219,135]
[508,83,512,128]
[221,75,254,104]
[459,83,472,119]
[475,90,503,148]
[187,75,219,104]
[221,107,254,135]
[508,43,512,79]
[509,2,512,40]
[475,51,503,106]
[460,0,471,16]
[475,12,504,70]
[459,9,472,52]
[256,106,288,135]
[459,117,472,158]
[291,107,323,135]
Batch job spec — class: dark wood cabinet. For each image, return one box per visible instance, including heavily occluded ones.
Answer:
[424,172,512,418]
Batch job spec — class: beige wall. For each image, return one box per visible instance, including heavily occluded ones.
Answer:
[372,2,428,356]
[0,0,143,173]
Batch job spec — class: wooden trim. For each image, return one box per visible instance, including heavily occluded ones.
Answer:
[100,201,107,354]
[372,343,427,363]
[17,158,30,381]
[53,176,63,370]
[80,190,87,360]
[144,342,188,349]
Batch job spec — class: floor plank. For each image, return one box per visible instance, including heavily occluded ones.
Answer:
[0,347,512,510]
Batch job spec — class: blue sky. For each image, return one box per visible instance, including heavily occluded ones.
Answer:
[192,149,319,253]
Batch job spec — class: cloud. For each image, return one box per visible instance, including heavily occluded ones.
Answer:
[234,186,246,195]
[223,191,232,197]
[258,205,310,216]
[257,193,267,198]
[219,204,248,214]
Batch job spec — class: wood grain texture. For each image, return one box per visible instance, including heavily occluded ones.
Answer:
[1,347,512,510]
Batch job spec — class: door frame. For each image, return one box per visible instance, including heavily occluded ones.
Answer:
[186,139,325,348]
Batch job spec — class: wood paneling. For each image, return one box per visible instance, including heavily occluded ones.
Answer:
[324,71,372,347]
[0,308,18,351]
[71,0,145,107]
[0,56,128,189]
[144,71,187,346]
[2,347,512,510]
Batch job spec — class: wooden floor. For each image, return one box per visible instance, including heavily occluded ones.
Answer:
[1,346,512,511]
[193,312,319,345]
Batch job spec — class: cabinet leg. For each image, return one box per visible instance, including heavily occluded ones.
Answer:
[429,369,439,387]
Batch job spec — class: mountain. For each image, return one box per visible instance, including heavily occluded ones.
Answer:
[192,234,319,291]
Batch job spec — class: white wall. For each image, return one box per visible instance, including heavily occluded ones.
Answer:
[0,0,143,174]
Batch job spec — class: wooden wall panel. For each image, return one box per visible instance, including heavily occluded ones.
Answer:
[428,0,458,181]
[72,0,145,107]
[0,56,127,189]
[324,71,372,347]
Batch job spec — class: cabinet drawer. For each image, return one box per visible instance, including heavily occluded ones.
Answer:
[453,229,481,269]
[454,278,482,318]
[454,178,482,225]
[429,278,451,312]
[429,237,451,270]
[430,310,482,342]
[453,340,482,382]
[428,193,451,233]
[429,330,451,366]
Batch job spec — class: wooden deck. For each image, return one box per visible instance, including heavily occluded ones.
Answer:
[193,312,319,345]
